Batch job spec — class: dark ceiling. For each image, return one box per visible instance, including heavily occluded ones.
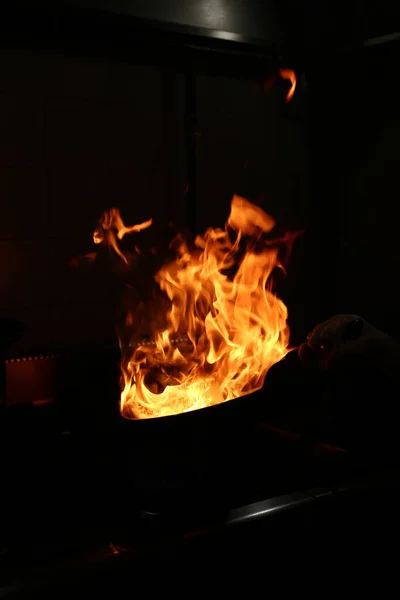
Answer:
[0,0,399,69]
[60,0,400,49]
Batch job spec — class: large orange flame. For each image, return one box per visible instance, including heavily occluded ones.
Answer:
[94,195,292,419]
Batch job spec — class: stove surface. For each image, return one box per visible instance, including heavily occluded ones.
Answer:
[0,400,355,561]
[1,351,400,599]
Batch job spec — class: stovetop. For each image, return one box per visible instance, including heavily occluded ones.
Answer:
[0,401,345,539]
[0,398,387,563]
[2,345,400,597]
[1,398,400,597]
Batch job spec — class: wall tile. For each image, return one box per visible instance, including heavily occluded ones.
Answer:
[0,305,51,354]
[101,168,164,223]
[0,303,113,353]
[0,167,46,239]
[53,57,160,107]
[0,240,49,309]
[197,75,279,145]
[0,49,57,96]
[45,97,161,168]
[0,94,44,166]
[46,167,164,238]
[196,143,243,230]
[0,53,170,351]
[47,237,106,307]
[50,302,116,347]
[46,169,109,238]
[196,75,307,232]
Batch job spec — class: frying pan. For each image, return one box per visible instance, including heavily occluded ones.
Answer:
[113,338,400,463]
[110,349,329,479]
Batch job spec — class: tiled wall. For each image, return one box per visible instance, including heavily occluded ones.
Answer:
[312,57,400,338]
[0,47,310,353]
[0,48,167,352]
[196,75,309,231]
[336,114,400,335]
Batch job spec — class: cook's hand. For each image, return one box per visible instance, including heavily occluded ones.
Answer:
[298,314,399,373]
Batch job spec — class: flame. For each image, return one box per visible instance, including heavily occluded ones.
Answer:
[93,208,152,264]
[94,195,292,419]
[279,69,296,102]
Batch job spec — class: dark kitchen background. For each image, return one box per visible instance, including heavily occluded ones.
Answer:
[0,0,400,351]
[0,0,399,371]
[1,2,400,595]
